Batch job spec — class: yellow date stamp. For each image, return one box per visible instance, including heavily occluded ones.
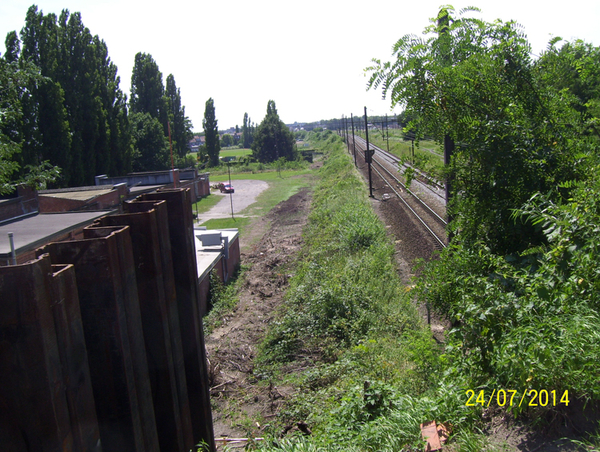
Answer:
[465,389,570,407]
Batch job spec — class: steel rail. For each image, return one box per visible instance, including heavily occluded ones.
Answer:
[351,134,447,226]
[372,156,447,227]
[351,136,447,249]
[353,135,446,198]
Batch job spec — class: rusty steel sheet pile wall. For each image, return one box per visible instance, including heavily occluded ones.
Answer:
[0,188,216,452]
[140,189,214,448]
[40,225,160,452]
[0,254,77,451]
[49,262,102,452]
[96,201,194,452]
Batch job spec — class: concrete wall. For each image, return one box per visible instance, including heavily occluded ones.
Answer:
[0,185,39,223]
[95,170,180,188]
[38,185,127,213]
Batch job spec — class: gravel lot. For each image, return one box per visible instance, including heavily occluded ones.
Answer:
[197,179,269,222]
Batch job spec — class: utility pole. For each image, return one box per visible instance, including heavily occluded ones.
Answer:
[438,7,454,240]
[228,162,234,220]
[344,115,349,152]
[385,114,390,153]
[351,113,357,167]
[364,107,374,198]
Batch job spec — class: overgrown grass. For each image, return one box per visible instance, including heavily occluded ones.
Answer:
[250,130,486,451]
[200,216,251,232]
[203,267,246,334]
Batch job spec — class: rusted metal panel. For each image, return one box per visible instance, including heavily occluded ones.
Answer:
[124,199,194,451]
[140,189,215,451]
[82,226,159,452]
[40,227,158,452]
[97,205,192,452]
[0,254,73,451]
[50,262,102,452]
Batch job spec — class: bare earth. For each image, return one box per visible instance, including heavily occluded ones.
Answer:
[204,183,313,449]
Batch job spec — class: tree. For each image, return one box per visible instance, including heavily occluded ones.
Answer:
[535,39,600,139]
[130,112,169,172]
[4,31,19,63]
[221,134,233,147]
[242,112,252,148]
[14,6,131,186]
[251,100,296,163]
[0,58,60,194]
[203,98,220,167]
[367,7,579,255]
[165,74,193,158]
[130,53,166,120]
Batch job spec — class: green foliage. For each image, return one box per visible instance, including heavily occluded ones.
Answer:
[130,112,170,171]
[165,74,193,158]
[202,267,244,334]
[4,5,133,186]
[367,7,583,255]
[0,58,60,194]
[252,100,297,163]
[242,112,254,148]
[203,98,220,167]
[417,163,600,409]
[220,133,233,147]
[174,153,197,169]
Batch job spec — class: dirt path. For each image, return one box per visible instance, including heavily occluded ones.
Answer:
[205,187,312,448]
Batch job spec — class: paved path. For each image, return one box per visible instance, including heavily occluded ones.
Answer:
[197,179,269,223]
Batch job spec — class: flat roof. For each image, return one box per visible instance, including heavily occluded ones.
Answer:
[39,187,114,201]
[0,211,111,258]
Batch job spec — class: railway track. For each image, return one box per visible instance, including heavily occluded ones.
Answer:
[352,135,446,200]
[349,134,448,250]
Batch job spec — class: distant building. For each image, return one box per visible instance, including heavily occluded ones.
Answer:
[188,135,205,152]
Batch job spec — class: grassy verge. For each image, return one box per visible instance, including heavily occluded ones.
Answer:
[192,194,223,214]
[219,147,252,159]
[200,169,315,236]
[249,131,487,451]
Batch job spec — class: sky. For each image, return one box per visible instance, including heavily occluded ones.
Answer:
[1,0,600,133]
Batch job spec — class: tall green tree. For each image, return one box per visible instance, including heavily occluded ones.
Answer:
[0,57,60,194]
[203,98,220,167]
[251,100,296,163]
[367,7,579,255]
[242,112,252,148]
[130,112,169,172]
[15,5,131,186]
[130,53,165,119]
[165,74,193,158]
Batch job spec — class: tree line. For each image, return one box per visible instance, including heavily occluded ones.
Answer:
[0,5,194,192]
